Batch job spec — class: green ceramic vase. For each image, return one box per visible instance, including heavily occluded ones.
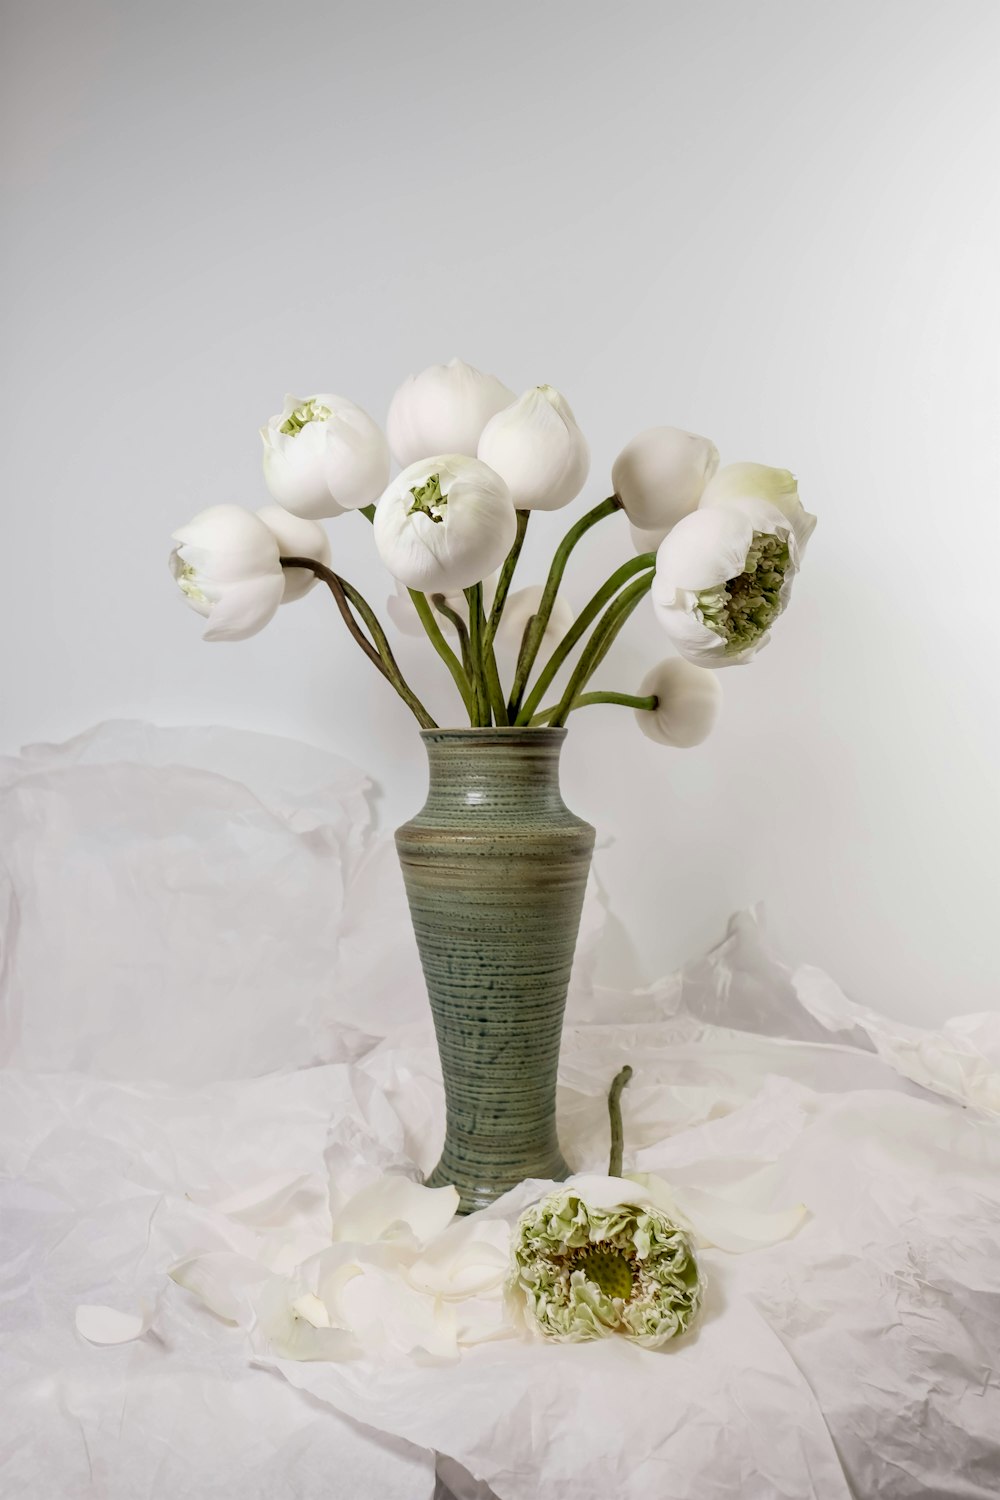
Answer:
[395,727,595,1214]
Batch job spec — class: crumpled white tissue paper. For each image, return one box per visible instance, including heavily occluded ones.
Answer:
[1,721,998,1500]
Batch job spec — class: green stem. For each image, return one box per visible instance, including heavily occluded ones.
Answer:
[530,690,657,725]
[431,594,473,679]
[280,557,436,729]
[515,553,655,725]
[507,496,622,718]
[484,509,530,652]
[549,573,653,728]
[465,583,489,725]
[607,1065,633,1177]
[409,589,477,721]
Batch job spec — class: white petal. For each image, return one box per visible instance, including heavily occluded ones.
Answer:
[202,572,285,642]
[261,394,389,518]
[75,1303,152,1345]
[625,1172,809,1253]
[477,385,590,512]
[635,658,722,748]
[172,505,281,580]
[170,1251,272,1324]
[331,1173,460,1248]
[654,505,756,593]
[700,462,817,556]
[387,358,516,467]
[405,1218,511,1298]
[256,505,331,603]
[629,521,670,555]
[612,426,719,532]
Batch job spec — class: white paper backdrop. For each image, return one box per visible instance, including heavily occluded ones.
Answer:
[2,723,998,1500]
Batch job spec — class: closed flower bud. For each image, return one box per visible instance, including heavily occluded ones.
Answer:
[652,496,802,667]
[477,385,589,511]
[169,505,283,641]
[256,505,331,604]
[387,358,515,467]
[261,393,389,519]
[635,658,722,747]
[613,426,719,534]
[373,455,517,593]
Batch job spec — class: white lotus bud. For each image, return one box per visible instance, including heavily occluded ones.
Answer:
[386,358,515,467]
[260,393,389,519]
[477,385,589,511]
[169,505,283,641]
[698,461,817,555]
[652,497,801,667]
[494,585,574,655]
[629,521,670,555]
[373,455,517,593]
[612,426,720,533]
[256,504,331,604]
[635,659,722,747]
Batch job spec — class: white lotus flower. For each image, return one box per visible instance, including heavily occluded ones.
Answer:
[387,358,515,467]
[373,455,517,593]
[386,575,498,639]
[652,496,801,667]
[612,426,720,533]
[508,1174,704,1348]
[699,461,817,554]
[169,505,284,641]
[477,385,590,511]
[494,585,574,655]
[634,658,722,747]
[256,505,331,604]
[260,393,389,519]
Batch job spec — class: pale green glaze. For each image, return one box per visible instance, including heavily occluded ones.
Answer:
[395,728,595,1214]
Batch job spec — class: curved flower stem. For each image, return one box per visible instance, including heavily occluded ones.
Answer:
[279,557,436,728]
[431,594,473,679]
[484,509,530,652]
[507,495,622,719]
[530,691,657,725]
[607,1065,633,1177]
[408,590,477,721]
[548,573,654,728]
[515,553,655,725]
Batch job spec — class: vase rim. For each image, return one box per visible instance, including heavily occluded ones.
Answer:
[419,726,567,741]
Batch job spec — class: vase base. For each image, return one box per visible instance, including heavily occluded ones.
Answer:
[426,1152,571,1216]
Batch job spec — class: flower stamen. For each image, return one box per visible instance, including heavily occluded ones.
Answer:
[696,530,789,652]
[407,472,447,524]
[279,399,332,435]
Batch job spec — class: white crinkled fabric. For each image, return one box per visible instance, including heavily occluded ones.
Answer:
[0,721,998,1500]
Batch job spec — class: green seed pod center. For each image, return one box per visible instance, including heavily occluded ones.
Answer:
[577,1246,634,1300]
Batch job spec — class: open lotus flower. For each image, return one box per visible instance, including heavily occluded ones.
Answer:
[652,496,802,667]
[256,504,331,603]
[635,658,722,747]
[261,393,389,519]
[699,461,817,554]
[494,584,574,655]
[169,505,284,641]
[387,358,515,468]
[373,455,517,593]
[612,426,720,534]
[508,1175,704,1347]
[477,385,590,511]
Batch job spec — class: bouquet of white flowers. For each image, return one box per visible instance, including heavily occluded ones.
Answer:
[170,358,816,747]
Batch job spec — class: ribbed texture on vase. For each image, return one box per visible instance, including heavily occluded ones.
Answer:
[396,728,595,1213]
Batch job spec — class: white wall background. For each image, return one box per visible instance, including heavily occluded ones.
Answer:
[2,0,998,1024]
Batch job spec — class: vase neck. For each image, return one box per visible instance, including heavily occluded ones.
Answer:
[419,729,569,821]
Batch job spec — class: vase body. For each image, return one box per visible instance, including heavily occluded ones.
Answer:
[395,728,595,1214]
